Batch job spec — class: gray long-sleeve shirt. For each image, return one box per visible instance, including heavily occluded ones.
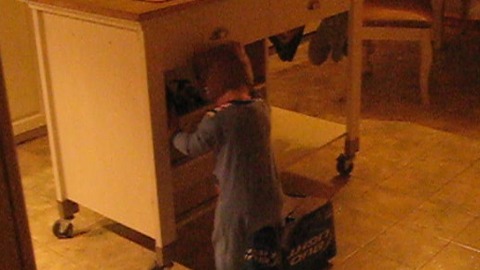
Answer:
[173,99,283,232]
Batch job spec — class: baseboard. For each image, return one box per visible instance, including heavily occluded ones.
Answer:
[12,114,47,144]
[14,126,47,144]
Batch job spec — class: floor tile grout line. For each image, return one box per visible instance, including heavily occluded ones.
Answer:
[414,239,453,270]
[449,240,480,254]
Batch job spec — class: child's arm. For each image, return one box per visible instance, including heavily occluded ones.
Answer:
[172,112,218,157]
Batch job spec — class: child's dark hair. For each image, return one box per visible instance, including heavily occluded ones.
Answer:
[193,41,254,91]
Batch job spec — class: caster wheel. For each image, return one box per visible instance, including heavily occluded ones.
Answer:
[52,219,74,239]
[336,154,354,176]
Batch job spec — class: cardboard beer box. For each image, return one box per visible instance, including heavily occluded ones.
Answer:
[281,195,336,270]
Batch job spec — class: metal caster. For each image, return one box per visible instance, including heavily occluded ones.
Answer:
[336,154,354,176]
[52,219,74,239]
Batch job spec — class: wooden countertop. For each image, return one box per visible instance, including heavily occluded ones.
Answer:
[27,0,218,21]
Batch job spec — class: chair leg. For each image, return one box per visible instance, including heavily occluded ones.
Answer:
[420,35,433,105]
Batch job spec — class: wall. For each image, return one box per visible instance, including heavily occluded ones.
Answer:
[0,0,45,139]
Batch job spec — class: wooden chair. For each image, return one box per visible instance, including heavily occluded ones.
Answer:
[362,0,436,105]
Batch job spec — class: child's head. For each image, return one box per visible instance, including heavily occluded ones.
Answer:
[193,41,254,101]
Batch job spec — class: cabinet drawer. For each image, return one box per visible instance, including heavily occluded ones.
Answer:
[172,151,215,192]
[269,0,350,36]
[190,0,269,44]
[173,174,217,217]
[172,152,217,216]
[151,0,269,70]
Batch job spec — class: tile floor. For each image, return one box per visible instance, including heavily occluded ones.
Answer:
[16,26,480,269]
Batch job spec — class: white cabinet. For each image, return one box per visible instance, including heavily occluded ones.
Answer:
[28,0,363,267]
